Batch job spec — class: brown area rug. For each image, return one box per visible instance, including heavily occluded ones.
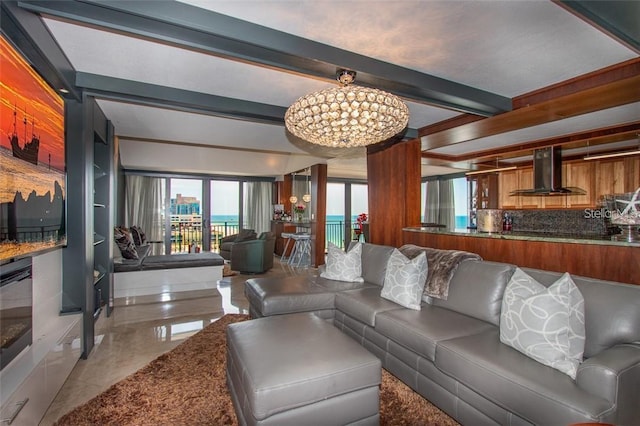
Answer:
[55,314,459,425]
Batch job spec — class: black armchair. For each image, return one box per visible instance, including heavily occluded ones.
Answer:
[230,232,276,274]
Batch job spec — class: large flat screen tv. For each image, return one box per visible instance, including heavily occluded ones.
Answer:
[0,34,66,261]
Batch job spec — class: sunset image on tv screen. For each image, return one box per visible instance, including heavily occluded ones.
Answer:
[0,34,66,260]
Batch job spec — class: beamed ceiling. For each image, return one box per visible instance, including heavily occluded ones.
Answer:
[2,0,639,179]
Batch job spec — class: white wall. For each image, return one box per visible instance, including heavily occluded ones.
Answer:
[1,248,80,409]
[32,249,65,341]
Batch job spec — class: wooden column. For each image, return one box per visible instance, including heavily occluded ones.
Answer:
[367,139,421,247]
[281,174,293,206]
[310,164,327,267]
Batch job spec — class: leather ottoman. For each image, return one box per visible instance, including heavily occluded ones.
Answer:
[226,313,381,426]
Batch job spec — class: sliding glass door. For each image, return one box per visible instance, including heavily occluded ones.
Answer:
[210,180,240,252]
[170,178,203,253]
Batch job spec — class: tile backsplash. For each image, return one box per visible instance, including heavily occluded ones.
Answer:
[504,209,610,236]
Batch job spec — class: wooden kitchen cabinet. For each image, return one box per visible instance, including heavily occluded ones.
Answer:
[499,170,519,209]
[540,163,568,208]
[595,159,625,198]
[565,161,595,207]
[518,168,543,209]
[499,168,543,209]
[497,157,637,210]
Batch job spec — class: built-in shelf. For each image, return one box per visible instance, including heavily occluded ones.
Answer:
[93,163,107,180]
[64,98,114,359]
[93,264,106,285]
[93,233,105,246]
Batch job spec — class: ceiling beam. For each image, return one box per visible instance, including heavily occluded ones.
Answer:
[18,0,512,117]
[76,72,421,139]
[75,72,288,125]
[555,1,640,54]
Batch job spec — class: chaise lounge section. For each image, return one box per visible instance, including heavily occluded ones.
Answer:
[114,243,225,298]
[244,242,640,425]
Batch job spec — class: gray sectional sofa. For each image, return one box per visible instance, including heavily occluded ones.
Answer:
[244,242,640,426]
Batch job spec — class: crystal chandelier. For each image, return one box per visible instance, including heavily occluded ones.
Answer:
[285,69,409,148]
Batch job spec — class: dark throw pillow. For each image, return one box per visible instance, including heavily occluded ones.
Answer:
[129,226,147,246]
[114,226,139,260]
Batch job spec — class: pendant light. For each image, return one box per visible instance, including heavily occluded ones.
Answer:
[302,168,311,203]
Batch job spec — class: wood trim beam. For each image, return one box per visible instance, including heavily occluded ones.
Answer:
[422,122,640,164]
[420,74,640,151]
[513,58,640,108]
[419,60,640,156]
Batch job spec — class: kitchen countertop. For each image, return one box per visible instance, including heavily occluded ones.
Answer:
[403,226,640,247]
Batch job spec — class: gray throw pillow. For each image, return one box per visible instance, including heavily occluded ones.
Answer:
[500,268,585,379]
[381,249,427,310]
[320,242,364,283]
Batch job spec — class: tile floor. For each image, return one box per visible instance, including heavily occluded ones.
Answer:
[40,259,315,425]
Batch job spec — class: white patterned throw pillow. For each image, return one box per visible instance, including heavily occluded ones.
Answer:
[320,242,364,283]
[380,249,428,310]
[500,268,585,379]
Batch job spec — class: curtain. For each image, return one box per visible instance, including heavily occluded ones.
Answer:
[423,179,456,229]
[424,180,440,224]
[125,175,165,254]
[438,179,456,229]
[243,181,272,234]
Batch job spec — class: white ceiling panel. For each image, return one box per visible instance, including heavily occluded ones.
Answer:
[181,0,637,96]
[43,17,330,106]
[96,100,301,152]
[118,138,326,177]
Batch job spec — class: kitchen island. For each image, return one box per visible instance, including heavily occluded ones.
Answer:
[403,227,640,285]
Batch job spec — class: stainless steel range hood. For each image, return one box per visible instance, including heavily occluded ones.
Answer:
[510,147,586,196]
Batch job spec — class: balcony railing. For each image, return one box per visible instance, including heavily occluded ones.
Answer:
[171,222,240,253]
[170,220,360,253]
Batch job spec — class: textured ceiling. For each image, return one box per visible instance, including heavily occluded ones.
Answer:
[15,0,638,178]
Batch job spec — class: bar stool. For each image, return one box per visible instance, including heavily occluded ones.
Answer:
[289,233,311,267]
[280,232,295,263]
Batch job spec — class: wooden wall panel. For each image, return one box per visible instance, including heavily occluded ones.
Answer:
[367,140,421,247]
[310,164,327,267]
[623,157,640,192]
[403,230,640,285]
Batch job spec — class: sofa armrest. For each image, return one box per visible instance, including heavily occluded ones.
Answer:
[576,343,640,423]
